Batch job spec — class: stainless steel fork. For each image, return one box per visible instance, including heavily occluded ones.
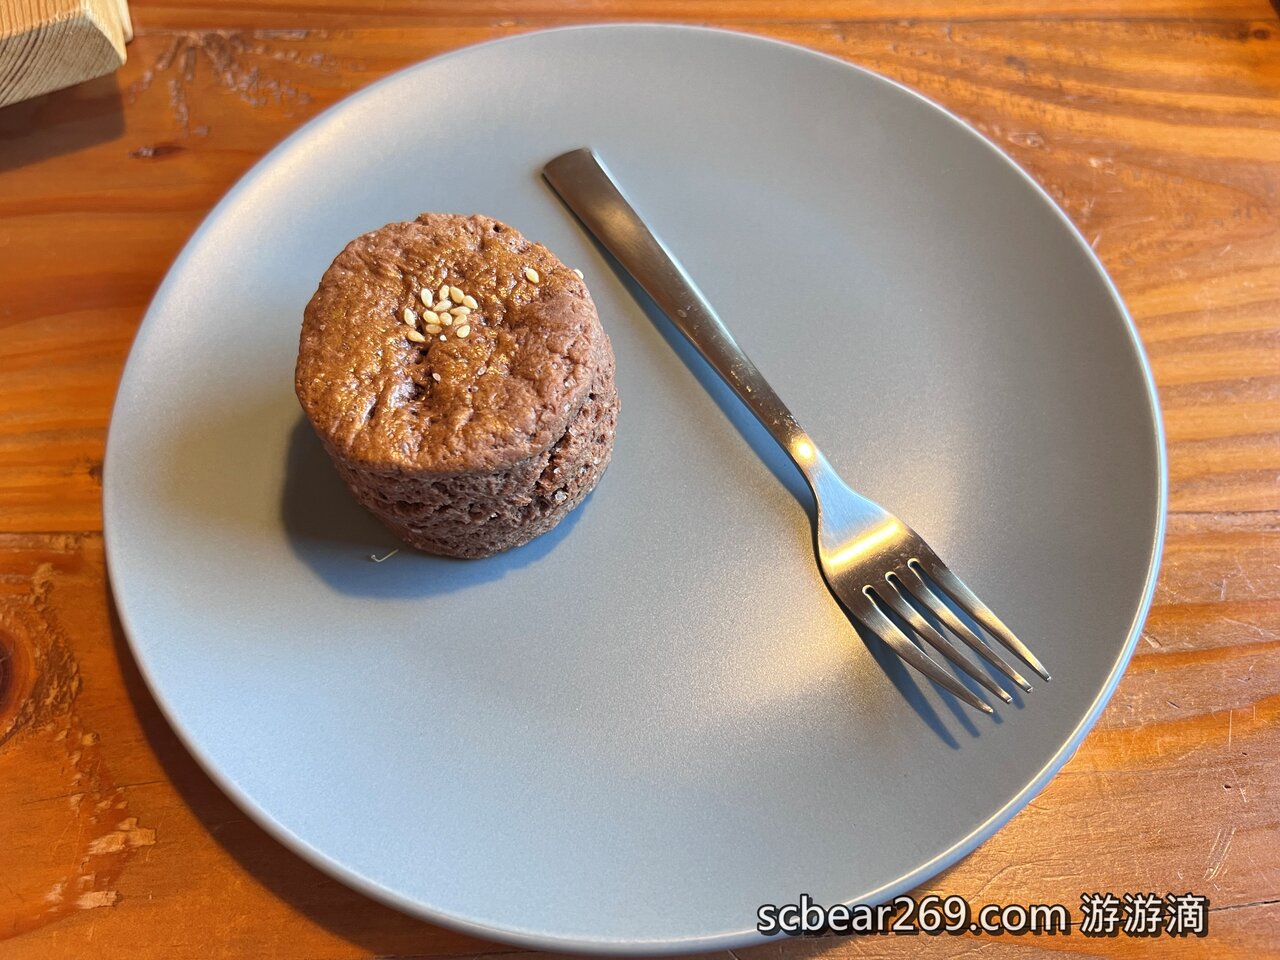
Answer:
[544,148,1051,714]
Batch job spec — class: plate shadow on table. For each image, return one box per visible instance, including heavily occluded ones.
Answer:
[105,600,510,956]
[280,417,589,599]
[593,247,1019,745]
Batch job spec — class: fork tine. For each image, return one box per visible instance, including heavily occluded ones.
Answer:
[852,590,994,714]
[880,575,1013,704]
[900,565,1034,693]
[913,559,1051,681]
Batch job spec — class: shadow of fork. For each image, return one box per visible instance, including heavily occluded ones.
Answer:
[600,261,1001,744]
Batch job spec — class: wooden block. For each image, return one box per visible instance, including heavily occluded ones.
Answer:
[0,0,132,108]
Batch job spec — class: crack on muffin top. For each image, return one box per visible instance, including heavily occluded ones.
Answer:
[296,213,602,473]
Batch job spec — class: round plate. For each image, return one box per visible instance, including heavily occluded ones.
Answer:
[105,25,1166,954]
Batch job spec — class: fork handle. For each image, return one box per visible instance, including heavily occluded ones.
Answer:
[543,148,823,481]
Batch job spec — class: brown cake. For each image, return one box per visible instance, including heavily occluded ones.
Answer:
[295,213,618,558]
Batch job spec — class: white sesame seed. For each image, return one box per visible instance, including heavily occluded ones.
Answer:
[449,285,464,303]
[462,294,478,309]
[476,365,487,376]
[524,267,540,283]
[437,284,449,300]
[573,268,583,279]
[455,324,471,338]
[439,334,446,341]
[405,329,426,343]
[424,322,442,334]
[419,288,434,308]
[441,315,453,326]
[449,306,469,316]
[431,372,441,382]
[402,306,418,326]
[434,299,452,312]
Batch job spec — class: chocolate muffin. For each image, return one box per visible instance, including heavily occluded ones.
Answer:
[295,213,617,558]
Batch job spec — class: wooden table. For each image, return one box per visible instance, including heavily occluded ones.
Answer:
[2,1,1277,956]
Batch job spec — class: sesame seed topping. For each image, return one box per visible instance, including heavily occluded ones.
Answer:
[405,329,426,343]
[441,314,453,326]
[573,268,583,279]
[524,267,540,283]
[434,299,452,312]
[424,322,442,335]
[449,306,469,316]
[455,324,471,338]
[449,285,464,303]
[438,334,446,341]
[431,372,441,382]
[437,284,449,300]
[462,295,478,309]
[402,306,418,326]
[476,365,487,376]
[419,288,434,308]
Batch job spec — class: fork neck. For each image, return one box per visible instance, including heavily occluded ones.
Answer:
[701,358,839,501]
[732,386,844,503]
[765,414,887,527]
[784,432,850,505]
[704,359,822,483]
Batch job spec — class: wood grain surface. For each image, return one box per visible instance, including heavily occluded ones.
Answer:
[0,0,133,107]
[1,1,1278,957]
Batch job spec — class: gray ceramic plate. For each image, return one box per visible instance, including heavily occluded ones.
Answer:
[105,24,1166,954]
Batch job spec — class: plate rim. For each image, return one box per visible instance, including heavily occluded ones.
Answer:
[103,22,1169,955]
